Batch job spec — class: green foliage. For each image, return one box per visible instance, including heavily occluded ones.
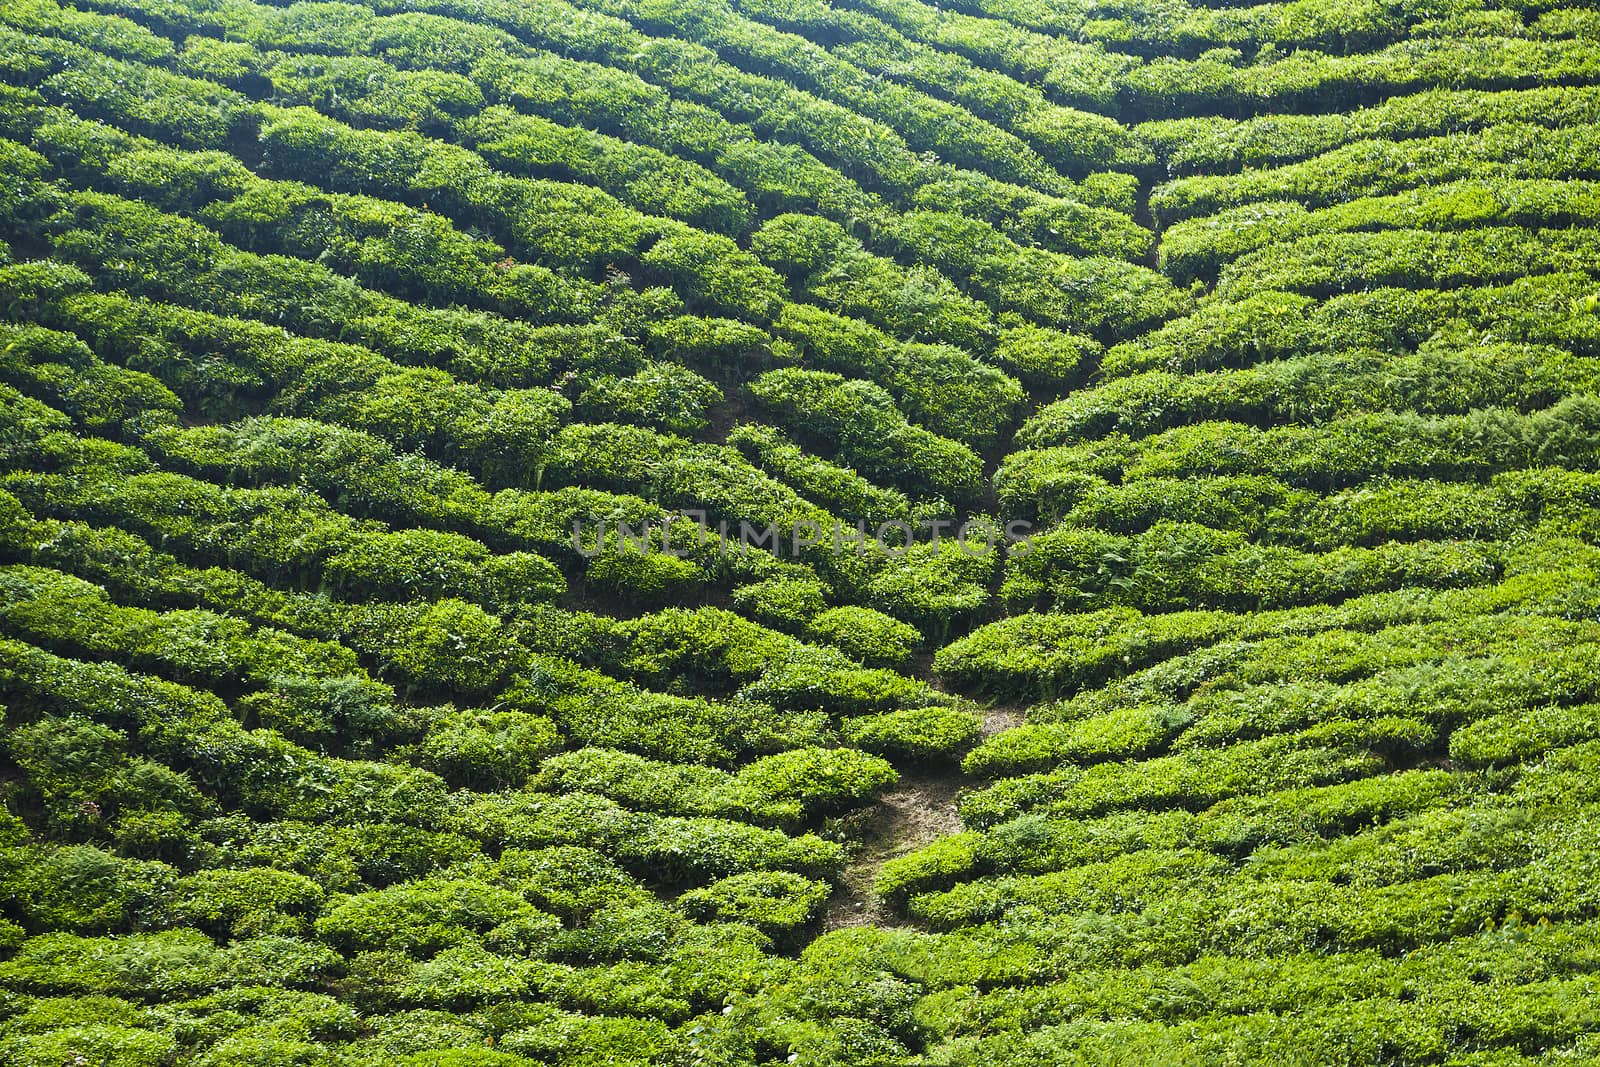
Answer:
[1450,704,1600,768]
[0,930,340,997]
[749,368,983,500]
[841,706,983,763]
[640,232,786,323]
[728,576,830,631]
[677,871,831,937]
[314,878,563,958]
[935,607,1238,701]
[0,1023,177,1067]
[735,748,898,815]
[407,709,563,790]
[368,600,525,699]
[991,323,1101,390]
[6,716,209,839]
[6,845,174,933]
[5,0,1600,1062]
[169,867,326,938]
[727,423,910,525]
[575,361,722,435]
[873,833,984,907]
[805,606,920,667]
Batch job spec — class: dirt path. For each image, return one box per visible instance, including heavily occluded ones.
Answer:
[820,161,1156,938]
[823,769,964,929]
[979,703,1025,737]
[822,701,1028,929]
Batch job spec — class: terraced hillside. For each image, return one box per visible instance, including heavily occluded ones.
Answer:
[1,0,1599,1062]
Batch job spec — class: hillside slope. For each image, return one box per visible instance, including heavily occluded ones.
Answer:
[1,0,1599,1063]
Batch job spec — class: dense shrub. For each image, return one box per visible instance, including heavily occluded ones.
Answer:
[748,368,983,500]
[840,706,983,763]
[6,1,1600,1061]
[805,606,920,667]
[574,361,722,435]
[677,871,831,938]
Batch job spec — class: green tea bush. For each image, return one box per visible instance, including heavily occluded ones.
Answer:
[727,424,911,526]
[935,608,1241,701]
[0,1024,177,1067]
[841,706,983,763]
[314,878,563,957]
[8,0,1600,1058]
[677,871,831,938]
[735,748,898,816]
[1153,121,1600,225]
[407,708,563,790]
[6,845,174,934]
[574,361,722,435]
[168,867,325,939]
[804,606,920,667]
[1139,85,1600,177]
[1450,704,1600,768]
[534,747,791,824]
[749,368,983,500]
[962,704,1192,777]
[728,576,830,631]
[0,930,340,997]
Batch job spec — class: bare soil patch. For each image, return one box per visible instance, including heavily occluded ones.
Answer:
[822,771,965,930]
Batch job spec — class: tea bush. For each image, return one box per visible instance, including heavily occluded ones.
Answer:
[4,0,1600,1060]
